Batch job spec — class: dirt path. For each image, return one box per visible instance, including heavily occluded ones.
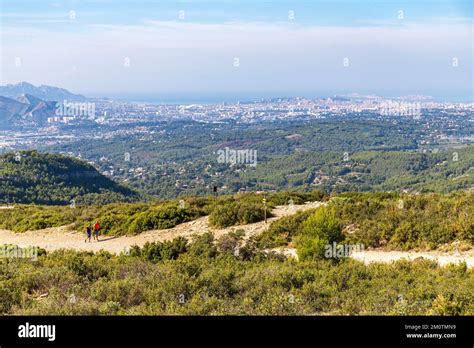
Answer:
[0,201,324,254]
[3,200,472,268]
[350,250,474,268]
[270,247,474,268]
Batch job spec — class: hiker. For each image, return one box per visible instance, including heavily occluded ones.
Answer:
[85,226,91,243]
[93,221,101,241]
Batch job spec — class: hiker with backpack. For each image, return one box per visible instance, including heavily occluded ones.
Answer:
[93,221,101,241]
[85,226,92,243]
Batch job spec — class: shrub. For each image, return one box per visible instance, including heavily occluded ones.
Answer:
[138,237,188,262]
[237,203,266,225]
[188,233,218,258]
[0,247,472,315]
[295,207,343,260]
[255,209,316,248]
[216,232,242,254]
[209,202,267,228]
[266,190,328,206]
[208,203,238,228]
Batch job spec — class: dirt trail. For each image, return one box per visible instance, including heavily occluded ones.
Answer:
[2,200,473,268]
[350,250,474,268]
[0,202,324,254]
[271,248,474,268]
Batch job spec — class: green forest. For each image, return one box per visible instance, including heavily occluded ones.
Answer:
[43,120,474,198]
[1,144,473,206]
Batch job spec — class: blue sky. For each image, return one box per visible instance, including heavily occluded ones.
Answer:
[1,0,472,101]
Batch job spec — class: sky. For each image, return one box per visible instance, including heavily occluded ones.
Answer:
[0,0,473,102]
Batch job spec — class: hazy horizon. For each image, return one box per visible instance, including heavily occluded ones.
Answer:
[1,0,472,101]
[2,81,472,104]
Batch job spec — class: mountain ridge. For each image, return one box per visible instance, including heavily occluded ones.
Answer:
[0,82,87,102]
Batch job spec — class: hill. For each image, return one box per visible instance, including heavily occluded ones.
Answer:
[0,151,140,205]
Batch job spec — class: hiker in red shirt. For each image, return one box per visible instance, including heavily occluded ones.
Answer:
[93,221,101,241]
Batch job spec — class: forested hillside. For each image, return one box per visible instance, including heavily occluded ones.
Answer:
[44,120,474,198]
[0,151,139,205]
[242,146,474,193]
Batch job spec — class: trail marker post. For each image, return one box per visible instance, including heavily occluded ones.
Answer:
[262,197,267,224]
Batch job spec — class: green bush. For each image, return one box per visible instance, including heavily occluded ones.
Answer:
[133,237,188,262]
[295,207,343,260]
[338,192,474,250]
[188,233,218,258]
[266,190,328,206]
[255,209,316,248]
[209,202,267,228]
